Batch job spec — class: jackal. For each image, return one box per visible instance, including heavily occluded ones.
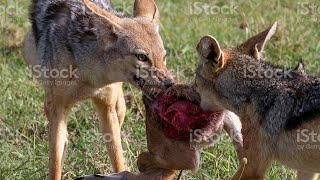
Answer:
[23,0,174,179]
[194,22,320,179]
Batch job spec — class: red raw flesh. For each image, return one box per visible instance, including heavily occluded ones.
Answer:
[150,92,224,140]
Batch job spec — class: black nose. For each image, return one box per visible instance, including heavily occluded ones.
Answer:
[163,79,175,88]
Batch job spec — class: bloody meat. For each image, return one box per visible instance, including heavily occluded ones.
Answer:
[149,90,225,141]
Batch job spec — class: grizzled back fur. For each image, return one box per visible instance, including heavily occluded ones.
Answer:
[30,0,122,45]
[225,54,320,135]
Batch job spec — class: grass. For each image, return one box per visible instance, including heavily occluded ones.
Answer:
[1,0,320,179]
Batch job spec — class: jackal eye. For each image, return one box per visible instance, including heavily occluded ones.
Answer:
[135,54,148,62]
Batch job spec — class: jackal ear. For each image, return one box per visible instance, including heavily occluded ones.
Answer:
[134,0,160,27]
[84,0,123,33]
[238,22,277,60]
[197,35,224,68]
[295,59,305,73]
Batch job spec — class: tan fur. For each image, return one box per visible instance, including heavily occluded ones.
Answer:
[194,23,320,179]
[24,0,174,179]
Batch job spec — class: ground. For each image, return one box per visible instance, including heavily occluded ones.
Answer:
[0,0,320,179]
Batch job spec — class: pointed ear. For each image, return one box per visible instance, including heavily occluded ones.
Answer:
[238,22,277,60]
[197,35,224,68]
[84,0,123,33]
[295,59,305,73]
[134,0,160,27]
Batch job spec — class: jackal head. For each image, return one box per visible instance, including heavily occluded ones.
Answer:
[80,0,174,94]
[194,22,278,113]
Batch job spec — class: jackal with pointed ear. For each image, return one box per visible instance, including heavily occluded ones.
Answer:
[194,22,320,179]
[23,0,174,179]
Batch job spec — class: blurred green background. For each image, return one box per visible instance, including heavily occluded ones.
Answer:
[1,0,320,179]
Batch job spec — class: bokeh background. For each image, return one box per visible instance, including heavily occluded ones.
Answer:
[1,0,320,179]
